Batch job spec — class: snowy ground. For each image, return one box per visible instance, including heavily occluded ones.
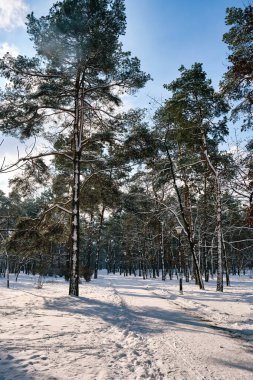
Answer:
[0,272,253,380]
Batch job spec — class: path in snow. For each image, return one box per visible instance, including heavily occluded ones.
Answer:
[109,276,253,379]
[0,274,252,379]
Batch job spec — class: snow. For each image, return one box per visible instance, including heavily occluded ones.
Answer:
[0,272,253,379]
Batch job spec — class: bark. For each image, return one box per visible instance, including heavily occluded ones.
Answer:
[6,252,9,289]
[69,72,82,297]
[216,179,223,291]
[142,238,147,280]
[209,234,215,278]
[160,222,165,280]
[222,234,230,286]
[200,130,223,292]
[203,175,209,282]
[165,143,204,289]
[94,206,106,279]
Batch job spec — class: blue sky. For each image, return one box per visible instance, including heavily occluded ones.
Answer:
[0,0,249,105]
[0,0,251,191]
[123,0,251,107]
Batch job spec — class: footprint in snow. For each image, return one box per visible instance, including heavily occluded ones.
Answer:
[6,354,14,360]
[30,354,40,359]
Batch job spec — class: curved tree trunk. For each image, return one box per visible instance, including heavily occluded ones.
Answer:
[165,144,204,289]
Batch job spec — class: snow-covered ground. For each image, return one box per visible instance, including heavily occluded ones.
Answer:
[0,272,253,379]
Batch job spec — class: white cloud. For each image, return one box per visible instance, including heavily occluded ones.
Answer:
[0,0,29,30]
[0,42,19,58]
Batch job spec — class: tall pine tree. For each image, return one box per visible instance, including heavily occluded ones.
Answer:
[222,5,253,129]
[0,0,150,296]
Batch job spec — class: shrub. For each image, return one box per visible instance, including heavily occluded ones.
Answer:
[80,266,94,282]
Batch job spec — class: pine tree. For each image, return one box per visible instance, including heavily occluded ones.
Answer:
[154,63,229,291]
[222,5,253,129]
[0,0,150,296]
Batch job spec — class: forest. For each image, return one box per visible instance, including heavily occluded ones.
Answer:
[0,0,253,297]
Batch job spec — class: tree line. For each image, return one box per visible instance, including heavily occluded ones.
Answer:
[0,0,252,296]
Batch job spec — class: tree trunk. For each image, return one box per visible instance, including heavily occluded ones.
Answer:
[165,144,204,289]
[222,236,230,287]
[201,130,223,292]
[69,74,82,297]
[160,222,165,280]
[216,179,223,291]
[6,252,9,289]
[94,207,105,279]
[203,175,209,282]
[69,146,81,296]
